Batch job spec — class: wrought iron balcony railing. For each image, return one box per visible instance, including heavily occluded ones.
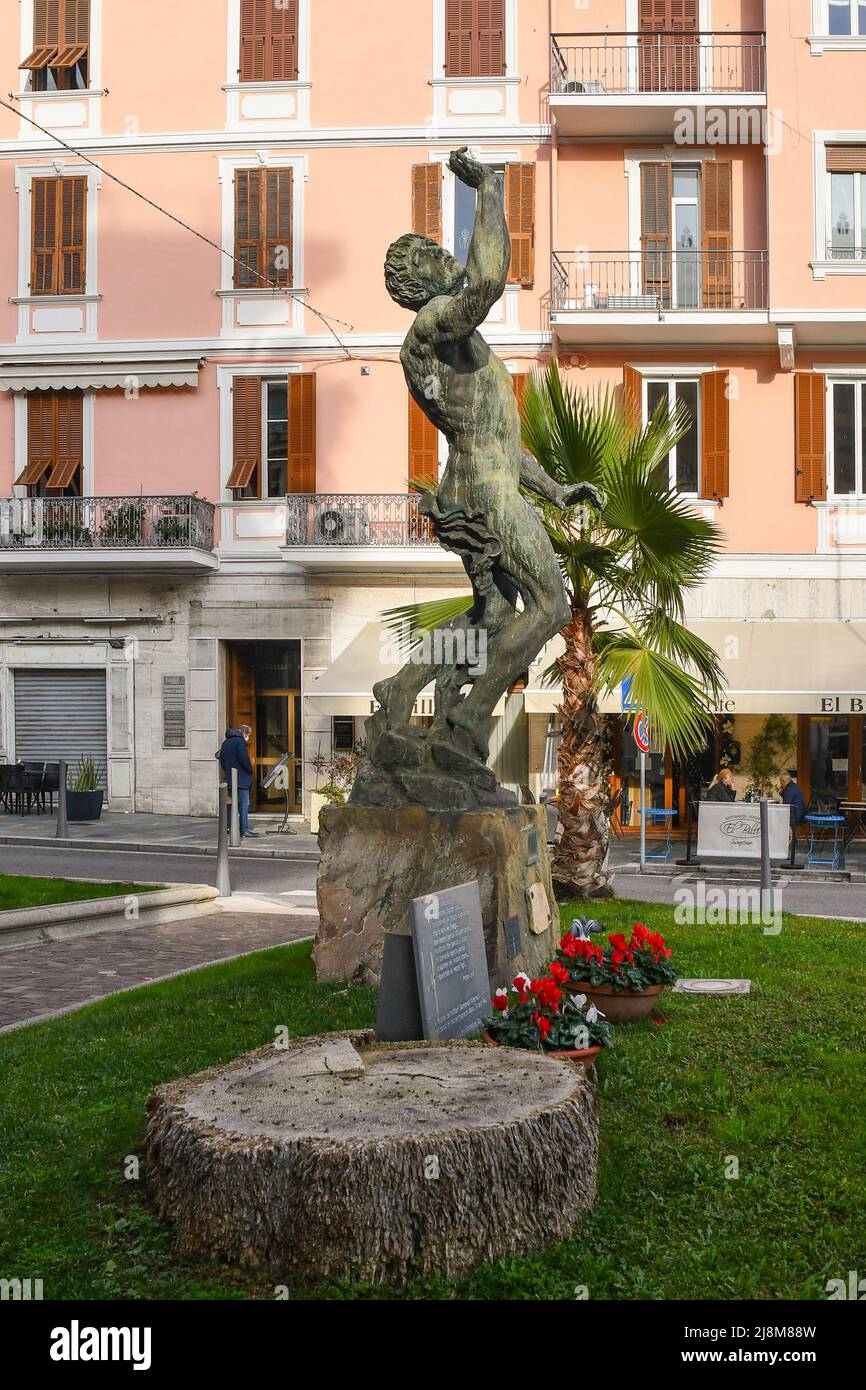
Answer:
[0,495,215,551]
[551,250,769,314]
[285,494,437,547]
[550,31,766,96]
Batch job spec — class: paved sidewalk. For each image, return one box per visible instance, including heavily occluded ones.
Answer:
[0,810,319,860]
[0,911,317,1033]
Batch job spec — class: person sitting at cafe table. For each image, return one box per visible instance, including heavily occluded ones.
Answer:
[706,768,736,803]
[779,768,806,826]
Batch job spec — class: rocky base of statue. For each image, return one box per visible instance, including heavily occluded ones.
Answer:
[350,710,518,813]
[314,803,557,990]
[144,1030,598,1285]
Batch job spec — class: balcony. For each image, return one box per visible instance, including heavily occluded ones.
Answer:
[279,494,461,573]
[549,32,766,138]
[0,496,217,573]
[551,250,772,346]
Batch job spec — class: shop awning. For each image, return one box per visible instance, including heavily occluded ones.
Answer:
[306,622,505,717]
[0,360,202,392]
[524,621,866,718]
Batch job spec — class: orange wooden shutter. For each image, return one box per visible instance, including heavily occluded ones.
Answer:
[640,163,672,304]
[234,168,262,287]
[408,395,439,487]
[228,377,261,489]
[31,178,59,294]
[412,164,442,242]
[287,375,316,493]
[60,176,86,292]
[46,392,83,488]
[700,370,730,500]
[271,0,299,80]
[622,365,643,430]
[794,373,827,503]
[505,163,535,287]
[512,372,527,416]
[702,161,733,309]
[477,0,506,76]
[16,394,56,486]
[445,0,474,76]
[63,0,90,44]
[264,168,293,288]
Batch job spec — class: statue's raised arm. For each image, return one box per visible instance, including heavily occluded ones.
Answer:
[419,148,510,342]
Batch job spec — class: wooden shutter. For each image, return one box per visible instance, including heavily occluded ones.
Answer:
[826,146,866,173]
[264,168,293,287]
[794,373,827,503]
[16,394,56,486]
[62,0,90,44]
[512,373,527,416]
[34,0,58,46]
[234,168,262,287]
[477,0,505,77]
[505,163,535,287]
[445,0,474,76]
[45,392,83,489]
[31,178,58,294]
[270,0,299,81]
[702,161,732,309]
[700,370,730,500]
[287,375,316,493]
[412,164,442,242]
[640,163,671,305]
[228,377,261,490]
[408,395,439,487]
[622,365,643,430]
[60,176,86,292]
[240,0,298,82]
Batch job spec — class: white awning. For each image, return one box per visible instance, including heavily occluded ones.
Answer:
[0,360,202,391]
[306,621,505,717]
[525,621,866,718]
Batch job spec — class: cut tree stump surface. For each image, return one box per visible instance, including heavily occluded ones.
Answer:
[145,1030,599,1284]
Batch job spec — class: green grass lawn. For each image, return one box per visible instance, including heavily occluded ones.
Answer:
[1,900,864,1300]
[0,873,155,912]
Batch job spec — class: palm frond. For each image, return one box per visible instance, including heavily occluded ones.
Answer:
[381,595,474,657]
[593,630,716,759]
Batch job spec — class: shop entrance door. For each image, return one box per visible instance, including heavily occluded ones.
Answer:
[226,642,302,813]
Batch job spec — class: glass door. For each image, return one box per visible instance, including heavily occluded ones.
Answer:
[672,167,701,308]
[254,644,301,813]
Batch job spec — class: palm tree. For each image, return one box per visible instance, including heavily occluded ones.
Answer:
[385,361,724,899]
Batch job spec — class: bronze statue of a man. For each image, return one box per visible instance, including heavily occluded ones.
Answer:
[351,148,600,812]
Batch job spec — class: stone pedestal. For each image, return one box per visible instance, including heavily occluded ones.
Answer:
[314,804,557,990]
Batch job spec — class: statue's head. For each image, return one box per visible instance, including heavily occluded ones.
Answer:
[384,234,465,309]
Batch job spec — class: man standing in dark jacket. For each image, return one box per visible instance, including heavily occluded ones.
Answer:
[219,725,257,838]
[780,769,806,826]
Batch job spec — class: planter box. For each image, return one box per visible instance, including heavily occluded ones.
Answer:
[66,789,104,822]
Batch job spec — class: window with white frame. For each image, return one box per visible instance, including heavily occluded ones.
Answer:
[828,167,866,258]
[452,166,504,259]
[826,0,866,34]
[827,379,866,496]
[645,377,701,494]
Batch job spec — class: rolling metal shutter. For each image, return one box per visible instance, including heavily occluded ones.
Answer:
[14,669,108,787]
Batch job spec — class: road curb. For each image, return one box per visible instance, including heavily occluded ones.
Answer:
[0,884,220,950]
[0,833,320,862]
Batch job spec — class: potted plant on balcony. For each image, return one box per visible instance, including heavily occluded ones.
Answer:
[100,501,145,546]
[66,756,105,822]
[556,922,678,1023]
[483,964,613,1070]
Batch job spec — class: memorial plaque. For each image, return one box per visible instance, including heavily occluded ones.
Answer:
[409,880,490,1040]
[162,673,187,750]
[504,913,521,961]
[526,828,539,865]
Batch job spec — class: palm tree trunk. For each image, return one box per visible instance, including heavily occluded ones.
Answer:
[551,605,614,900]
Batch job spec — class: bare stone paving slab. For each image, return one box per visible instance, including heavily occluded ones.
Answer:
[0,913,316,1032]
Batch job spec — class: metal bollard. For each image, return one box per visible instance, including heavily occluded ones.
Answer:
[55,759,67,839]
[230,767,240,847]
[216,783,232,898]
[759,797,773,921]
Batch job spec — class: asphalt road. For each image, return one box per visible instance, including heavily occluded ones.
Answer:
[0,842,318,894]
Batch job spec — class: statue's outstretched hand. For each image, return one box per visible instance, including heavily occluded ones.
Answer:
[449,146,486,189]
[562,481,606,511]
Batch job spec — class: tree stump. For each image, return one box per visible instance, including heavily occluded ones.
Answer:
[145,1030,598,1285]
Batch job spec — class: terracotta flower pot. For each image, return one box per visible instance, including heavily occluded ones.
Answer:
[482,1031,603,1071]
[566,981,665,1024]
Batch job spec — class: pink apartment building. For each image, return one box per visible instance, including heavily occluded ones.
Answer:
[0,1,864,829]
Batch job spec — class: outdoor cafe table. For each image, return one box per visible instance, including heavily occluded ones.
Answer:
[804,813,846,870]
